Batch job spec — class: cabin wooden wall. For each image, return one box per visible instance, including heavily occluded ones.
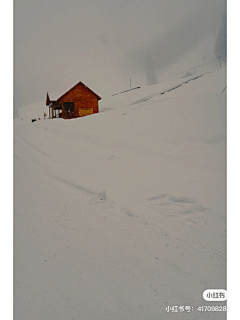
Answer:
[59,84,99,119]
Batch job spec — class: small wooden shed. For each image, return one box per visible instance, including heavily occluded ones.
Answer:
[46,81,101,119]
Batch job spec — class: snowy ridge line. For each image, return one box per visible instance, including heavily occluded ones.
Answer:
[112,87,141,96]
[53,176,107,201]
[182,57,223,74]
[142,202,226,258]
[15,135,108,202]
[15,139,108,206]
[51,174,140,219]
[52,174,138,218]
[121,95,177,117]
[130,73,204,106]
[15,135,62,164]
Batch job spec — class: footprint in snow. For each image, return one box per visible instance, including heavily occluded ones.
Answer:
[169,196,198,204]
[147,194,207,216]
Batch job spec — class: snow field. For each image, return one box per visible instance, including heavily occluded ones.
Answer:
[14,67,226,319]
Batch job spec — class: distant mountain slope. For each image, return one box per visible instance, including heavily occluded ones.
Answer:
[100,67,226,112]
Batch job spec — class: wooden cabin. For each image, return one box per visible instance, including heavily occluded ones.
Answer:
[46,81,101,119]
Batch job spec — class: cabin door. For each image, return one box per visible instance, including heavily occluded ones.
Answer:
[63,102,75,118]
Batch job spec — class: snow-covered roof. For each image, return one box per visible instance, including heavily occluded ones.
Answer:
[48,92,62,101]
[56,81,101,102]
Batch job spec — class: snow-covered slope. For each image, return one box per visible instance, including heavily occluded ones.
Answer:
[14,67,226,320]
[17,101,48,121]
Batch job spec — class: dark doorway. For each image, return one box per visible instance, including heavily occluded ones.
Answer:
[63,102,75,118]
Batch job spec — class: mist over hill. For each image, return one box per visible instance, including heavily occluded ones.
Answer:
[14,0,225,113]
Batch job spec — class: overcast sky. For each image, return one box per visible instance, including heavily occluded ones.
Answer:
[14,0,225,112]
